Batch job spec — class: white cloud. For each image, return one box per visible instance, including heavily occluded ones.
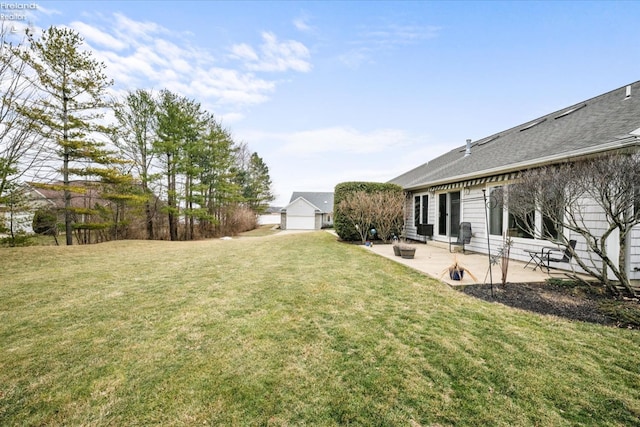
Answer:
[273,126,414,156]
[70,21,128,50]
[112,12,168,41]
[338,23,441,69]
[219,112,245,124]
[230,31,311,73]
[190,67,275,105]
[293,15,313,33]
[338,49,373,70]
[357,24,442,47]
[230,43,259,62]
[61,12,293,122]
[235,125,433,206]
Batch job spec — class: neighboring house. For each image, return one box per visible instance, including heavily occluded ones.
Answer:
[389,81,640,281]
[281,192,334,230]
[0,183,56,235]
[2,181,161,241]
[0,181,110,235]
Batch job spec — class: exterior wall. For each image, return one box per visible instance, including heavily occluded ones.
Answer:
[281,198,331,230]
[630,226,640,281]
[458,187,486,253]
[404,181,640,280]
[1,189,53,236]
[286,198,316,217]
[317,212,333,229]
[404,191,431,242]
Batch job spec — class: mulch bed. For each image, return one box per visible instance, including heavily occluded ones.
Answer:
[459,281,640,329]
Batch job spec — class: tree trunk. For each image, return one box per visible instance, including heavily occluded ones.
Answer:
[63,149,72,246]
[168,156,178,242]
[145,199,154,240]
[63,85,73,246]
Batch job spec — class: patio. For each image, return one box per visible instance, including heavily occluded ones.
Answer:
[363,241,582,287]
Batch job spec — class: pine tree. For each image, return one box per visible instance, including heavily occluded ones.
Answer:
[17,26,121,245]
[243,152,274,215]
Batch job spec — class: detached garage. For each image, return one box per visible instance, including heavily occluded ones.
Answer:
[281,192,334,230]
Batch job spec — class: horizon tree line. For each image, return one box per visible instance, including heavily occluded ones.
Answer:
[0,25,274,244]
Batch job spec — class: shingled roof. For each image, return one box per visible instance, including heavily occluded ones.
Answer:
[390,81,640,190]
[288,192,334,213]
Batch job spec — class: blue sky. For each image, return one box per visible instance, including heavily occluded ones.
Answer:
[10,1,640,205]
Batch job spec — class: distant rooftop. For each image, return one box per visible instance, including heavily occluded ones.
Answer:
[288,192,334,213]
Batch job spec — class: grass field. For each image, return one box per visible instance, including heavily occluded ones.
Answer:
[1,231,639,426]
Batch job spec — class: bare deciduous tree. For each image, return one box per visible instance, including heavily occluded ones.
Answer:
[337,190,404,244]
[508,152,640,296]
[337,191,376,244]
[369,191,405,243]
[113,89,158,239]
[0,24,46,211]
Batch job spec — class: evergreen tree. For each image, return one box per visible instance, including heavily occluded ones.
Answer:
[243,152,274,215]
[17,26,121,245]
[154,90,201,241]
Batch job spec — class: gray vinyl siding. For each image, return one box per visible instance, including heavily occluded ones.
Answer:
[630,226,640,281]
[404,182,639,281]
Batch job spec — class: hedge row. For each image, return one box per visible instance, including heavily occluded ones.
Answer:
[333,181,404,241]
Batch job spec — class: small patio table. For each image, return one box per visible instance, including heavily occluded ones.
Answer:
[523,246,558,271]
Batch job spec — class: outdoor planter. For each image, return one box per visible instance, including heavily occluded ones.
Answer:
[399,246,416,259]
[449,267,465,281]
[393,245,401,256]
[440,255,479,282]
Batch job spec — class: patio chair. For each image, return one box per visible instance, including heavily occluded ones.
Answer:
[449,222,472,253]
[526,240,577,273]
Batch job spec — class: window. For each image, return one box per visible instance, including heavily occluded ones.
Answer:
[489,186,503,236]
[541,187,564,240]
[414,194,429,226]
[508,210,534,239]
[421,195,428,224]
[542,214,561,240]
[504,184,563,241]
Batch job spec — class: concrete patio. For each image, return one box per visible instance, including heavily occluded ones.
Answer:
[363,240,581,287]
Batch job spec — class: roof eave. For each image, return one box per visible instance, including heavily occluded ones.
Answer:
[403,136,639,191]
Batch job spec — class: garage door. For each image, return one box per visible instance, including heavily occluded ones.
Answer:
[286,215,315,230]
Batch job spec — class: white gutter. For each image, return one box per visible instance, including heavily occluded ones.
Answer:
[405,136,640,191]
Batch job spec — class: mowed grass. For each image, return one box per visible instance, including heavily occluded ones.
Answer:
[1,232,639,426]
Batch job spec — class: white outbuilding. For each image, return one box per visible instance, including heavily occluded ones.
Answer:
[280,192,334,230]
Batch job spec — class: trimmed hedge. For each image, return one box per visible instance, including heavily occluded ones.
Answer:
[334,181,404,241]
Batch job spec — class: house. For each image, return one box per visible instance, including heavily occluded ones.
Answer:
[280,192,334,230]
[2,181,164,241]
[1,181,113,236]
[0,183,55,235]
[389,81,640,282]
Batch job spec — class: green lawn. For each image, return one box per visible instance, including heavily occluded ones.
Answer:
[1,232,639,426]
